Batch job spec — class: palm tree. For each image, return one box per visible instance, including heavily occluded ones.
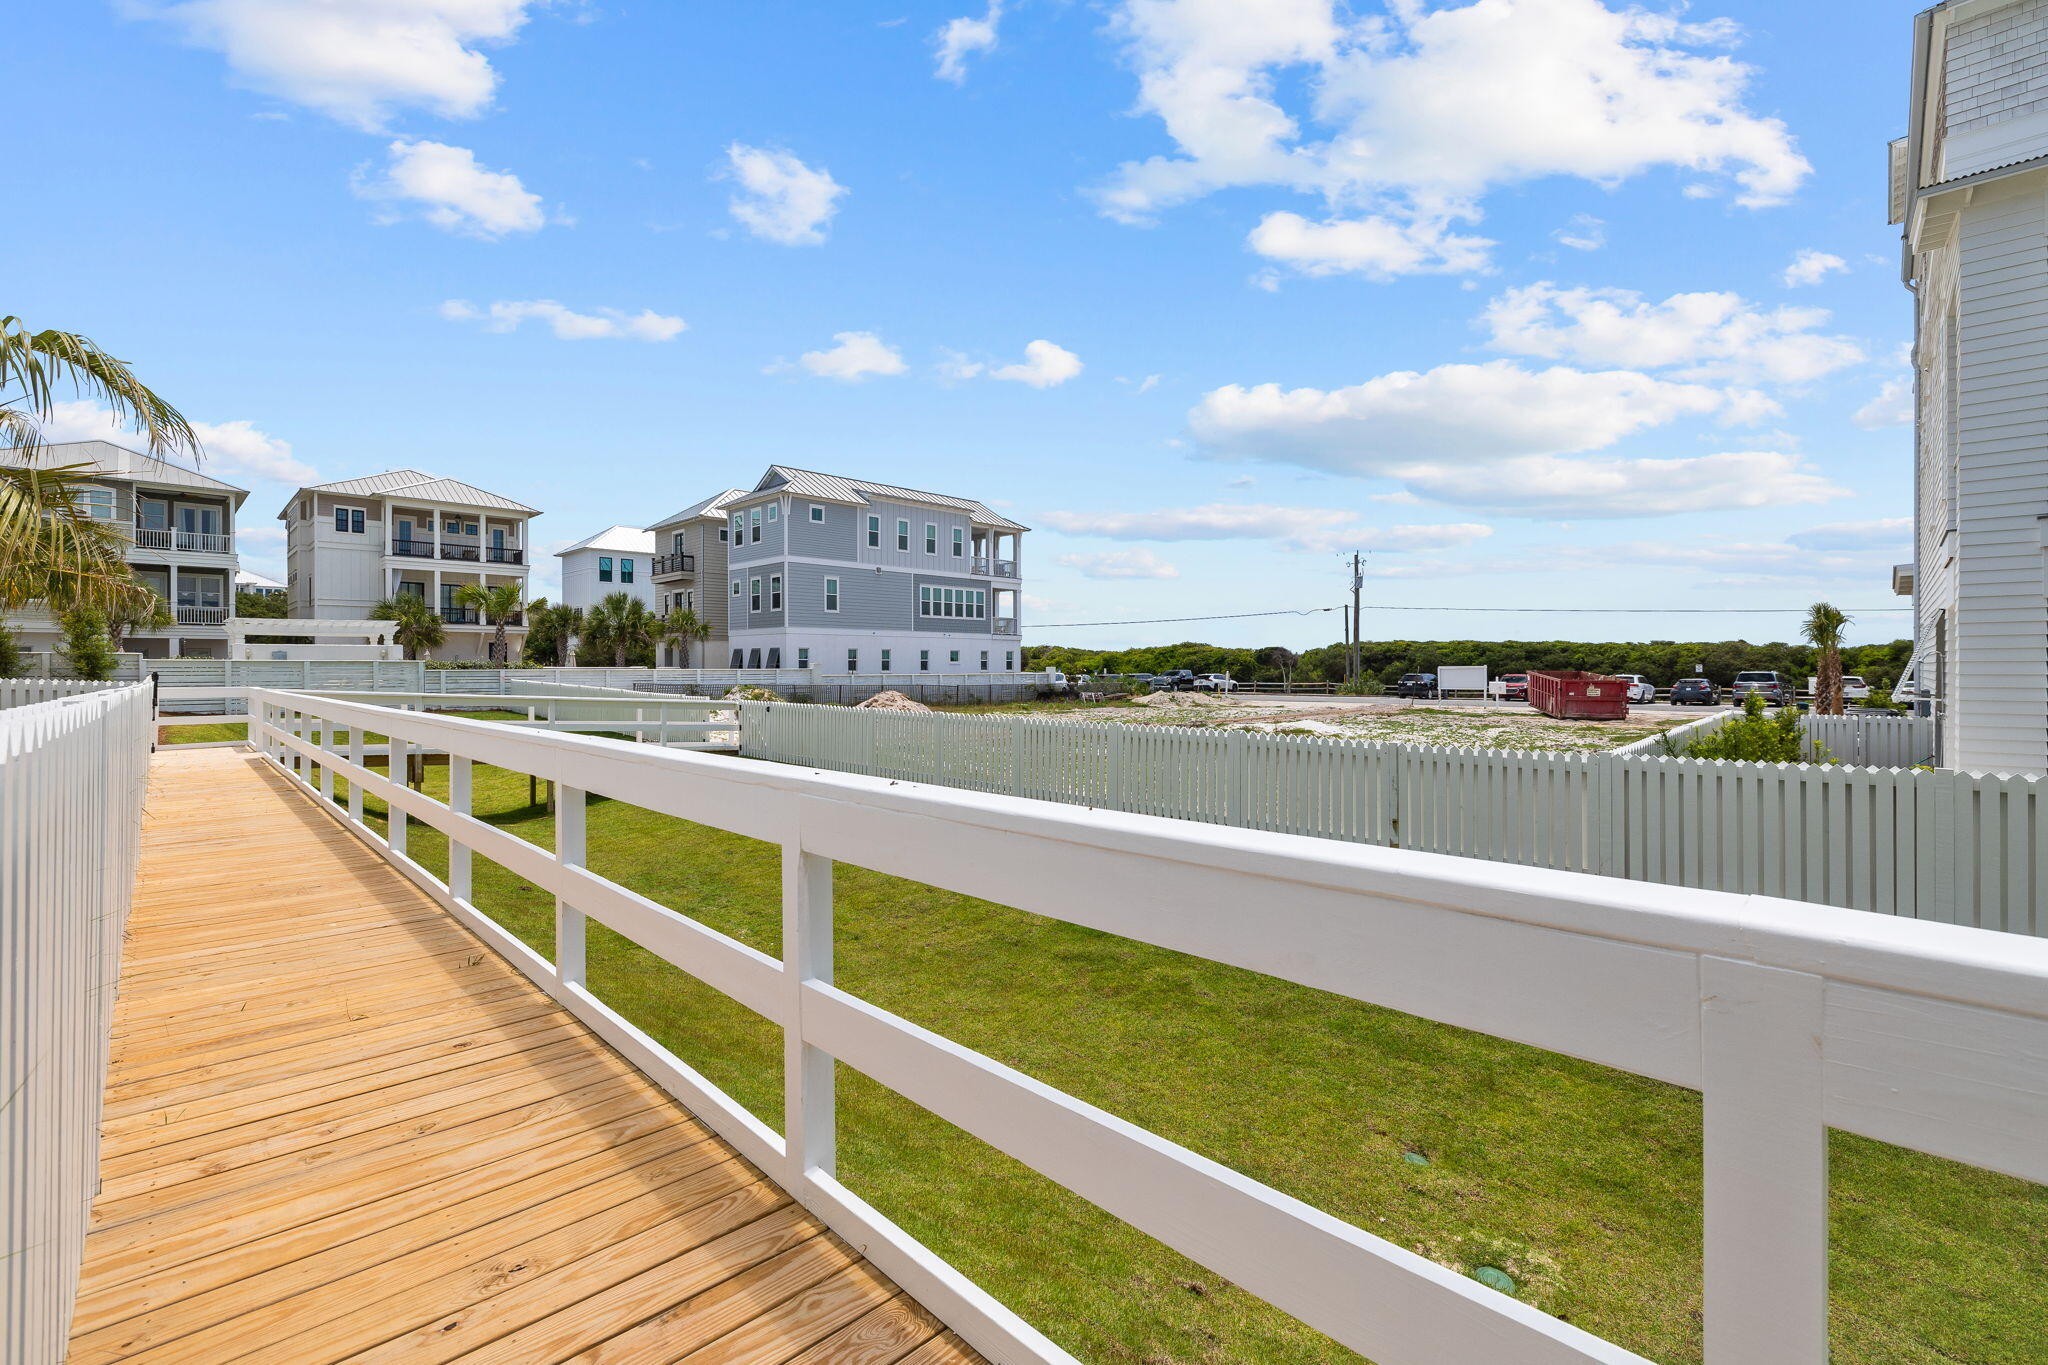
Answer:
[585,591,656,667]
[659,606,712,667]
[371,593,445,661]
[522,599,583,666]
[1,316,199,614]
[105,591,173,652]
[454,581,524,664]
[1803,602,1851,716]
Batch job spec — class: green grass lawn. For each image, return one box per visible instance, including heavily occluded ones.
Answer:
[333,760,2045,1365]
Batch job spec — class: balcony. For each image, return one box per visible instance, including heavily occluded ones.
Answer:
[970,557,1019,579]
[994,616,1017,635]
[652,552,696,576]
[132,527,233,554]
[486,546,524,565]
[439,544,482,562]
[389,539,435,558]
[438,609,522,626]
[173,604,228,625]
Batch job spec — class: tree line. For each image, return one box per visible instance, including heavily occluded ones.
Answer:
[1024,636,1915,693]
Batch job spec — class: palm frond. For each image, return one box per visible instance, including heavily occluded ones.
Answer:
[0,317,199,462]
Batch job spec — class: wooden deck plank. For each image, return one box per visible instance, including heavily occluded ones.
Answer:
[70,749,988,1365]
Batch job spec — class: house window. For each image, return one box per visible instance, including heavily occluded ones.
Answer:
[75,486,118,520]
[847,649,859,671]
[919,650,930,671]
[731,648,744,667]
[924,523,937,554]
[766,503,779,523]
[444,518,460,534]
[731,514,743,541]
[952,527,964,557]
[867,515,880,547]
[797,647,810,669]
[749,508,762,542]
[881,649,892,671]
[299,499,310,520]
[980,651,989,671]
[599,556,614,582]
[749,577,762,611]
[719,526,729,543]
[620,558,635,584]
[949,650,960,663]
[138,497,169,531]
[748,648,762,668]
[333,506,366,534]
[824,577,839,612]
[769,574,782,610]
[896,518,910,551]
[731,578,742,597]
[810,505,825,523]
[672,532,686,554]
[1005,651,1014,671]
[464,521,478,536]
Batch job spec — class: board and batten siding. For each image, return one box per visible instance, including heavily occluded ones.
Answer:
[784,500,859,559]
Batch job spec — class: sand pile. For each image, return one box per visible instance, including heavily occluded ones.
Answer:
[855,690,933,712]
[1132,689,1223,708]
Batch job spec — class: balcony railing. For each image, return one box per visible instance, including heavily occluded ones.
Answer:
[993,559,1017,578]
[652,552,696,576]
[485,547,524,565]
[970,557,1020,579]
[131,527,233,554]
[437,609,523,626]
[174,605,228,625]
[390,540,435,558]
[994,617,1018,635]
[440,545,481,562]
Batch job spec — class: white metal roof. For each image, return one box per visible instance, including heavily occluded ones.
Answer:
[555,525,657,556]
[279,468,539,517]
[0,440,249,504]
[235,569,286,590]
[648,488,747,530]
[738,465,1027,531]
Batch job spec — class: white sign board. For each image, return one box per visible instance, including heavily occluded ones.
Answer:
[1437,665,1488,696]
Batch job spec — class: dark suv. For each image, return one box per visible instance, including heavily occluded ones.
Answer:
[1729,671,1790,706]
[1395,672,1438,698]
[1669,677,1719,706]
[1154,669,1198,691]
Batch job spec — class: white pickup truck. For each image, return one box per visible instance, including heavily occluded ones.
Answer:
[1807,674,1871,701]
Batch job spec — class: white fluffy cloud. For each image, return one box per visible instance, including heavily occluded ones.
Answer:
[1055,549,1181,580]
[1246,210,1493,280]
[36,400,315,485]
[1186,360,1843,516]
[792,331,906,381]
[440,299,686,341]
[354,139,545,237]
[725,144,847,246]
[1782,248,1848,287]
[1552,213,1606,250]
[1480,282,1865,385]
[934,0,1003,83]
[1787,518,1911,551]
[1044,503,1491,554]
[1853,376,1913,429]
[1097,0,1808,279]
[991,339,1083,388]
[138,0,540,130]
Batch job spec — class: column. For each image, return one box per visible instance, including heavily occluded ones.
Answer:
[431,507,442,561]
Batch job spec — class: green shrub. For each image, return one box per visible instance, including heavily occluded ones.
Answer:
[0,623,20,678]
[58,607,117,681]
[1683,693,1825,763]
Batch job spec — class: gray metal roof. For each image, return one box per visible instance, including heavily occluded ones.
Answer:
[739,465,1027,531]
[554,525,656,556]
[281,468,539,517]
[648,488,747,530]
[0,440,249,504]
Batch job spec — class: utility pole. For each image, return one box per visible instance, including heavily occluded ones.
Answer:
[1349,552,1364,683]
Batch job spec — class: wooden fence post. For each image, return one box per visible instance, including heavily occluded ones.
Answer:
[782,831,836,1191]
[555,785,587,987]
[449,756,473,905]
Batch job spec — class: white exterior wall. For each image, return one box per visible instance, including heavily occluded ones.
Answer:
[1904,0,2048,773]
[726,627,1020,674]
[559,547,657,612]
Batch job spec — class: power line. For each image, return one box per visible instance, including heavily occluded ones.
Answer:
[1030,603,1912,628]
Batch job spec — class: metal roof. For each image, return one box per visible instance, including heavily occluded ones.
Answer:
[738,465,1028,531]
[235,569,286,590]
[554,525,657,556]
[0,440,249,504]
[647,488,747,530]
[280,468,539,517]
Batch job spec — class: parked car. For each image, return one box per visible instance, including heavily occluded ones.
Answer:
[1495,673,1530,702]
[1808,674,1872,702]
[1669,677,1720,705]
[1191,673,1239,692]
[1729,671,1791,706]
[1614,673,1656,704]
[1154,669,1198,691]
[1394,671,1438,698]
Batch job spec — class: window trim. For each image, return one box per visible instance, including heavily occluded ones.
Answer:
[797,647,810,669]
[766,503,779,523]
[881,649,892,672]
[896,518,910,552]
[952,527,964,557]
[867,515,880,548]
[919,650,930,671]
[731,578,742,597]
[823,576,840,612]
[768,573,782,610]
[924,523,937,555]
[847,649,859,671]
[810,504,826,523]
[598,556,614,582]
[749,577,762,611]
[620,558,635,584]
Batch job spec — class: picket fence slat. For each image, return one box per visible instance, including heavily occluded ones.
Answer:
[740,702,2038,935]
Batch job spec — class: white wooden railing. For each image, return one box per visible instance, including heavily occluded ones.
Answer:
[295,689,736,748]
[1,683,154,1364]
[247,687,2048,1365]
[0,678,134,709]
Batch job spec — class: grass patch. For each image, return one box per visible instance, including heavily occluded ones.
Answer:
[337,759,2044,1364]
[159,721,247,743]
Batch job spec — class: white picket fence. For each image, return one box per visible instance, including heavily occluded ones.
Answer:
[736,703,2028,932]
[0,678,137,709]
[248,687,2048,1365]
[1,683,154,1364]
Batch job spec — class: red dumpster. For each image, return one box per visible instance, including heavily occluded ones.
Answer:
[1527,669,1631,720]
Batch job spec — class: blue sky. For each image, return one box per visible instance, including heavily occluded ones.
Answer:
[17,1,1925,648]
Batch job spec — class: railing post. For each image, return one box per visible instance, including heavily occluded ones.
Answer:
[387,727,408,857]
[1700,956,1827,1364]
[319,715,335,803]
[555,785,587,986]
[349,721,365,824]
[782,829,835,1190]
[449,755,473,903]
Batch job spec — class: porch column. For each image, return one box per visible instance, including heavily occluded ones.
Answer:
[431,508,442,561]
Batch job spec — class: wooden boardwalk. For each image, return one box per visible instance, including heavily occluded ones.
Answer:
[69,748,984,1365]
